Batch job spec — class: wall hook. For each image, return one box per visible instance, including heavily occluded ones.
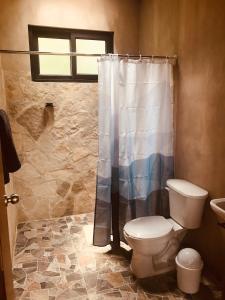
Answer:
[45,102,54,108]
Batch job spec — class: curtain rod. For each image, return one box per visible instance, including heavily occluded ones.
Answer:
[0,49,177,60]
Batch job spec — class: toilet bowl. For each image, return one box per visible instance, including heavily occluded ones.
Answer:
[123,179,208,278]
[124,216,186,278]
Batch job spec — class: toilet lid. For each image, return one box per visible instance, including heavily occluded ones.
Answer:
[124,216,173,239]
[167,179,208,199]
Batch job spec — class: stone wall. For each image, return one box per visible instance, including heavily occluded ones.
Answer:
[5,70,98,222]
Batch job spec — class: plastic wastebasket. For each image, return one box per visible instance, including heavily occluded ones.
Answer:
[175,248,203,294]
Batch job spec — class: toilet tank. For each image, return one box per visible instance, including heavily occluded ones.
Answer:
[167,179,208,229]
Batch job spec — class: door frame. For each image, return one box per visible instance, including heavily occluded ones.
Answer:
[0,144,14,300]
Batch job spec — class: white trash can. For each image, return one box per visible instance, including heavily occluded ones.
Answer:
[175,248,203,294]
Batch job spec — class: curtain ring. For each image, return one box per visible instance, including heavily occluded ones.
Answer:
[98,53,103,62]
[139,53,142,62]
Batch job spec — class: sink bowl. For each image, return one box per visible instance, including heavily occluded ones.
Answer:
[210,198,225,222]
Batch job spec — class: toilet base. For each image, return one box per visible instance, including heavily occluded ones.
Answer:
[130,251,176,278]
[124,220,187,279]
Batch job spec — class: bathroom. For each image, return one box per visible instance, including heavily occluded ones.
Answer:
[0,0,225,299]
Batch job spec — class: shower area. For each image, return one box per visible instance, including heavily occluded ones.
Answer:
[0,52,100,300]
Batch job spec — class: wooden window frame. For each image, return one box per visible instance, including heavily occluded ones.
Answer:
[28,25,114,82]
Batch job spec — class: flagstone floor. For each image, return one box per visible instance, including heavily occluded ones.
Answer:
[13,213,223,300]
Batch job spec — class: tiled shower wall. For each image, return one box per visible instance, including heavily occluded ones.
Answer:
[4,70,98,222]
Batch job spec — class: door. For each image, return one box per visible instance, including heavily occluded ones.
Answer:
[0,144,14,300]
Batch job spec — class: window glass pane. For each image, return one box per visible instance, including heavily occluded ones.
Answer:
[76,39,105,75]
[38,38,71,75]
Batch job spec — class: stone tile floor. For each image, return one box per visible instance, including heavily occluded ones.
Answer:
[13,213,223,300]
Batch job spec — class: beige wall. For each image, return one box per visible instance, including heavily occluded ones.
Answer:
[0,0,140,71]
[0,0,140,222]
[140,0,225,278]
[0,55,18,259]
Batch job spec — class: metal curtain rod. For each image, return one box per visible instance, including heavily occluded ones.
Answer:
[0,49,177,60]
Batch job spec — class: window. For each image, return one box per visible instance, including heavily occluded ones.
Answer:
[28,25,114,82]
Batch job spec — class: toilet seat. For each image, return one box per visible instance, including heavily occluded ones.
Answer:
[124,216,173,239]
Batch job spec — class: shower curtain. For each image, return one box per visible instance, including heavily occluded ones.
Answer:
[93,55,174,247]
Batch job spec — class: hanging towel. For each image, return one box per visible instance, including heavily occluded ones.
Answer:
[0,109,21,184]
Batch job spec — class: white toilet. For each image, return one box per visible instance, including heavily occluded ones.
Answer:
[123,179,208,278]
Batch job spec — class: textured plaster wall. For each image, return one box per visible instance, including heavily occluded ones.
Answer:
[139,0,225,278]
[0,0,140,222]
[0,0,140,72]
[0,55,17,259]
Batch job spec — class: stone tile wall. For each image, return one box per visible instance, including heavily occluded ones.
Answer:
[4,70,98,222]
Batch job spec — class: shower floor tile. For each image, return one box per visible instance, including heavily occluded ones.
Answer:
[13,213,223,300]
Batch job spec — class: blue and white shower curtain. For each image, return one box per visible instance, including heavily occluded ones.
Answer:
[93,55,174,246]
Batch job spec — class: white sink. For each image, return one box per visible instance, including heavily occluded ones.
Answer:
[210,198,225,222]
